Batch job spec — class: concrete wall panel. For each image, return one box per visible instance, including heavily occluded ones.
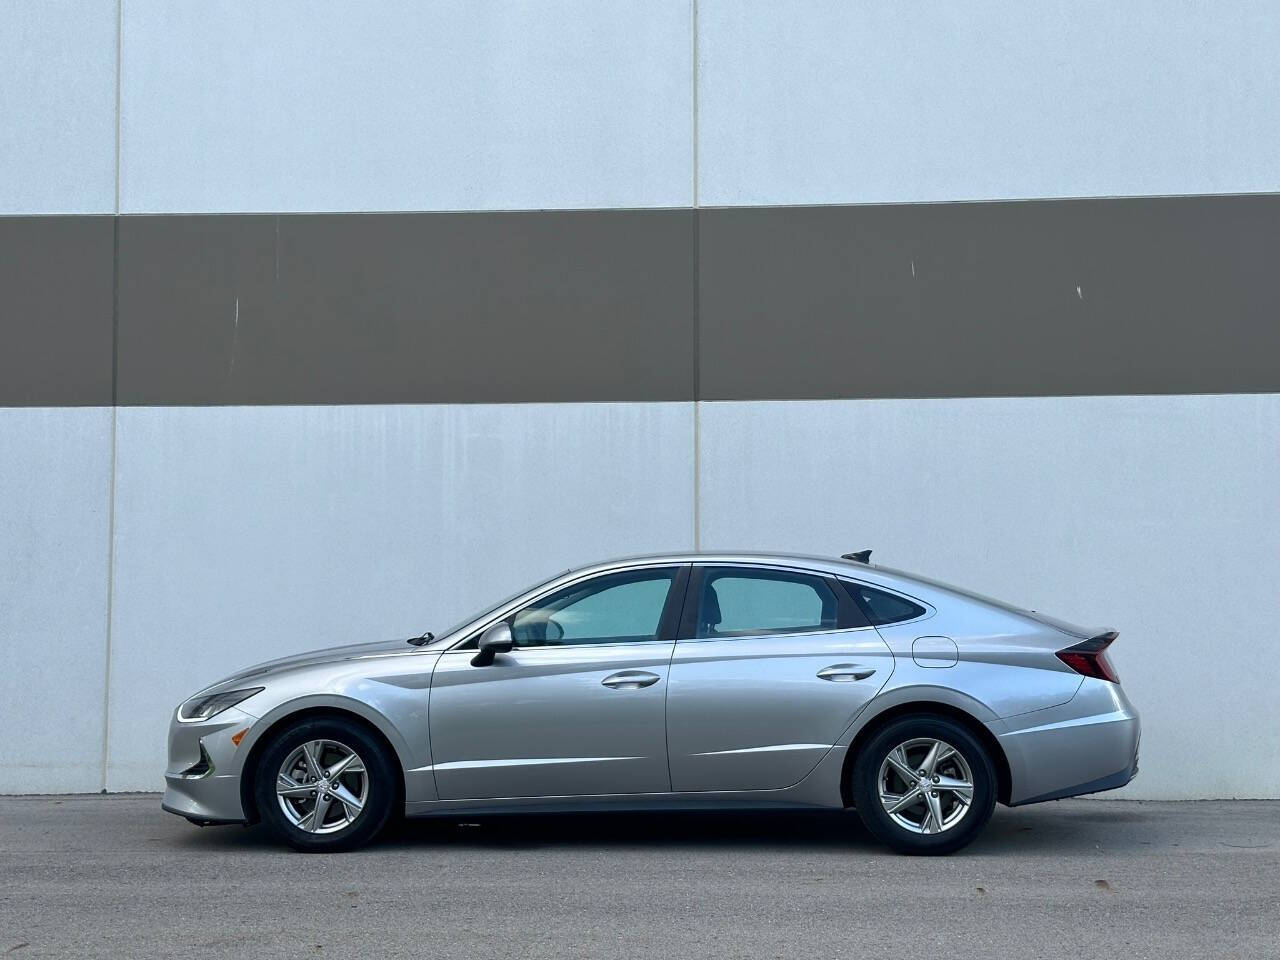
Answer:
[105,402,694,789]
[0,408,113,792]
[0,0,118,214]
[120,0,694,213]
[699,0,1280,206]
[699,395,1280,800]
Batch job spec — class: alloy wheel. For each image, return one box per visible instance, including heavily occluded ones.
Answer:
[275,739,369,834]
[877,737,974,835]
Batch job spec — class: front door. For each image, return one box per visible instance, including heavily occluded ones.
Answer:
[428,565,687,800]
[667,565,894,792]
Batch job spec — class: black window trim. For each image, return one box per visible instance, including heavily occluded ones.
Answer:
[676,563,870,642]
[835,577,933,627]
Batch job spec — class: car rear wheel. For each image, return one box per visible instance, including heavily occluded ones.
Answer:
[851,714,996,855]
[254,716,396,852]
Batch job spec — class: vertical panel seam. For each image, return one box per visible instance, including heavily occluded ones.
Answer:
[692,0,701,550]
[114,0,122,214]
[105,0,122,791]
[101,408,117,793]
[102,227,121,791]
[692,0,699,210]
[693,212,701,550]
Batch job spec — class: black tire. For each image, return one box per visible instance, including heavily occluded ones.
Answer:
[253,716,397,852]
[851,714,997,856]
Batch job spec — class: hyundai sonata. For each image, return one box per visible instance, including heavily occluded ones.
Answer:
[163,552,1140,854]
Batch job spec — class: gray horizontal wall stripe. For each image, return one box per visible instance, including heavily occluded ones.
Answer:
[699,194,1280,400]
[116,210,697,405]
[0,216,114,405]
[1,194,1277,406]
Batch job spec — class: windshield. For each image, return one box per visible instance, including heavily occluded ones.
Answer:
[431,570,569,641]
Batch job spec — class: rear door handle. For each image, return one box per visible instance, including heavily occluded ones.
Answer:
[817,664,876,682]
[602,670,661,690]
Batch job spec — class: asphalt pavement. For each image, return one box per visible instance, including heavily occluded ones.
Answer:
[2,795,1277,959]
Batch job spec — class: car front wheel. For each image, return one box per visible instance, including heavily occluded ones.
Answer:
[253,716,397,852]
[851,714,997,855]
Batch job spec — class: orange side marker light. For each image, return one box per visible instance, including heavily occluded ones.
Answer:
[230,728,249,747]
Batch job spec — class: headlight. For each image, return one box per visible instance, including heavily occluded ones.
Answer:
[177,687,263,723]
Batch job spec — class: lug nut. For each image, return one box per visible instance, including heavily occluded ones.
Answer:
[930,791,939,798]
[932,775,940,783]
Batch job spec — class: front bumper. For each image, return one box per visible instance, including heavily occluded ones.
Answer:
[160,705,258,824]
[996,678,1141,806]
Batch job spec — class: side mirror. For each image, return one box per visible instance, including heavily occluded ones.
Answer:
[471,622,514,667]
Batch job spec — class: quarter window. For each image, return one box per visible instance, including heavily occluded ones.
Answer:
[842,581,927,625]
[510,568,677,648]
[695,569,839,639]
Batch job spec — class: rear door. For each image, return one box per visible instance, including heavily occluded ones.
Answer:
[428,565,688,800]
[666,564,894,792]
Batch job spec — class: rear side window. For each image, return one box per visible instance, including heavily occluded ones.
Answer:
[842,580,927,626]
[696,569,839,638]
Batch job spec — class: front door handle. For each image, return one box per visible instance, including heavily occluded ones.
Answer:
[817,664,876,682]
[601,670,661,690]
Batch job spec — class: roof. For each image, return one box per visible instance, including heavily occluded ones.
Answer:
[564,550,885,581]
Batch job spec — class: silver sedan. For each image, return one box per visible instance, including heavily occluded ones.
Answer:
[162,552,1140,854]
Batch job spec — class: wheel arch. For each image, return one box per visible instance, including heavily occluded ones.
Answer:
[239,704,408,824]
[839,700,1012,808]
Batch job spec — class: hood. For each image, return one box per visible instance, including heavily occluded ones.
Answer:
[212,637,420,687]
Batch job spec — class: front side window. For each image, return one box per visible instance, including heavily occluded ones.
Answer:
[510,568,677,648]
[695,568,839,639]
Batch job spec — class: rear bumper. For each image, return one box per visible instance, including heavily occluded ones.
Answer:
[995,678,1140,806]
[1011,757,1138,805]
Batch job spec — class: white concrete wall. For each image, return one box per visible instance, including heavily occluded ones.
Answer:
[104,403,695,789]
[3,3,1279,800]
[6,398,1276,798]
[8,1,1280,218]
[0,0,118,214]
[0,408,113,792]
[698,0,1280,205]
[119,0,695,213]
[699,396,1280,799]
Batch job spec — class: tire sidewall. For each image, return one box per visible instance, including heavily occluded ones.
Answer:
[254,717,397,852]
[852,715,997,855]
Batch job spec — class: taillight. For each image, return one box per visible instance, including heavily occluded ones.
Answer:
[1056,631,1120,683]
